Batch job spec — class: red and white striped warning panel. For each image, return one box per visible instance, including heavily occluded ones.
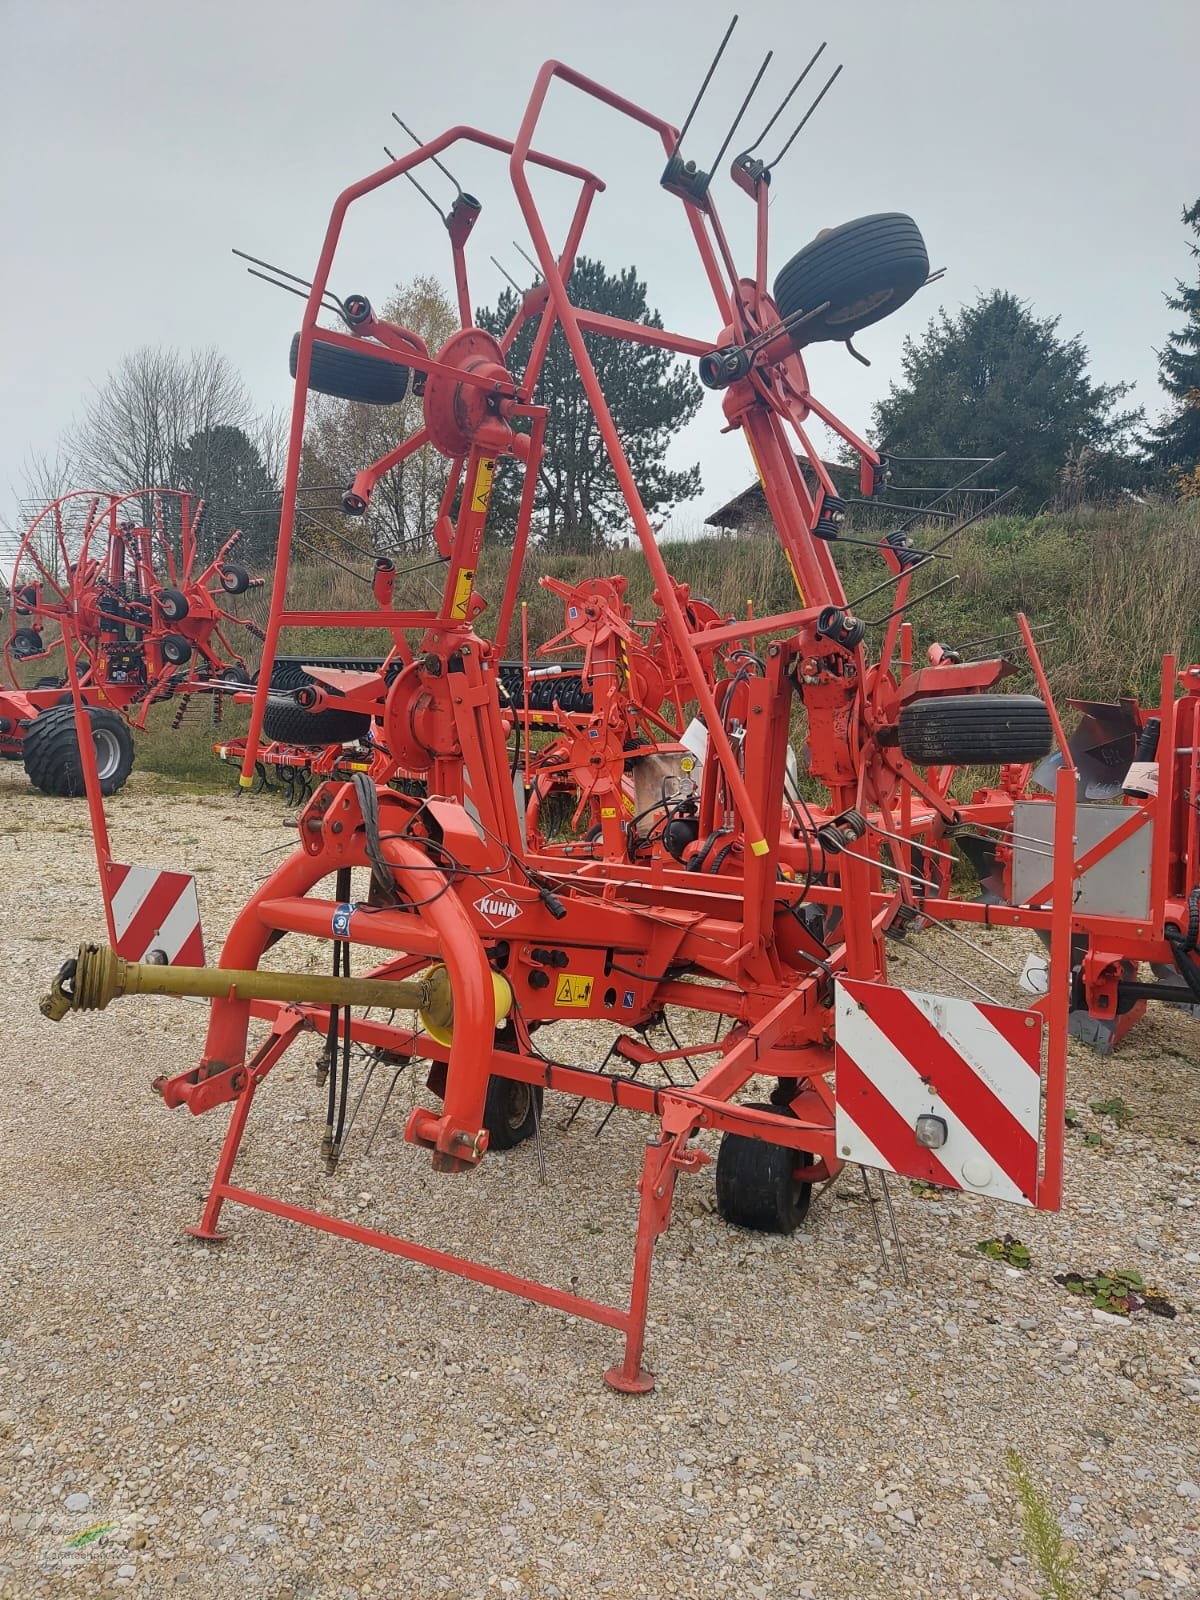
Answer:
[105,863,205,966]
[834,979,1044,1206]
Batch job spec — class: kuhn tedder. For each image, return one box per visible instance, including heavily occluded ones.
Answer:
[2,488,261,795]
[42,30,1199,1389]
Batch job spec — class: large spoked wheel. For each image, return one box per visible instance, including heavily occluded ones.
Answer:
[774,213,930,347]
[482,1076,544,1151]
[22,704,135,798]
[715,1102,813,1235]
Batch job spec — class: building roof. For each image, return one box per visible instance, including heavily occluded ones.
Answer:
[704,457,852,530]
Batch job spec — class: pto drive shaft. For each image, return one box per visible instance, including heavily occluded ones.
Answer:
[40,942,451,1027]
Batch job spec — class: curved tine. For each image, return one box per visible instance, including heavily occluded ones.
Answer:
[391,114,464,198]
[491,255,524,295]
[669,12,739,159]
[710,50,773,175]
[735,42,826,160]
[765,63,843,172]
[512,240,542,284]
[385,144,448,224]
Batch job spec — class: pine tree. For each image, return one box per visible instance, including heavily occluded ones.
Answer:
[476,259,702,551]
[871,291,1141,508]
[1146,198,1200,493]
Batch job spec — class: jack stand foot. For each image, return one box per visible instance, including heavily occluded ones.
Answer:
[603,1364,655,1395]
[185,1224,227,1243]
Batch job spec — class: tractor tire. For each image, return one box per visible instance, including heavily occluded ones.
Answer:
[22,704,135,798]
[218,562,251,595]
[157,588,189,623]
[898,694,1053,766]
[11,628,42,659]
[289,332,409,405]
[715,1103,813,1235]
[774,213,930,347]
[160,633,192,667]
[482,1076,544,1151]
[261,661,371,746]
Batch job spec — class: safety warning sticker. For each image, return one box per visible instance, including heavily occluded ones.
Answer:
[554,973,594,1007]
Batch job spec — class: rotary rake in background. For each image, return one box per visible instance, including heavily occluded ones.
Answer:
[2,487,264,796]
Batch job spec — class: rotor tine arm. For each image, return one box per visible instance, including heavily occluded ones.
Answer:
[765,63,843,173]
[708,50,773,175]
[668,12,739,159]
[735,42,827,159]
[391,114,465,198]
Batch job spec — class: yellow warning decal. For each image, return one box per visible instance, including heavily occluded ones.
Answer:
[746,439,764,488]
[750,838,770,857]
[600,806,617,819]
[450,568,475,620]
[783,546,805,603]
[471,457,497,513]
[554,973,594,1008]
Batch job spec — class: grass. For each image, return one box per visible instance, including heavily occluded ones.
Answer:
[1007,1450,1078,1600]
[13,499,1198,789]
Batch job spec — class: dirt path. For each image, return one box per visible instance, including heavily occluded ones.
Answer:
[0,765,1197,1599]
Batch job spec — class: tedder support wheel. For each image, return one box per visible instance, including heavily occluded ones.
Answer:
[156,587,189,623]
[160,633,192,667]
[898,694,1053,766]
[289,332,409,406]
[11,628,43,659]
[22,704,135,798]
[482,1076,544,1150]
[218,562,251,595]
[774,213,930,347]
[260,662,372,746]
[715,1103,813,1235]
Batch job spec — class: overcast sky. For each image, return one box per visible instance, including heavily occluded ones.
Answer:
[1,0,1196,542]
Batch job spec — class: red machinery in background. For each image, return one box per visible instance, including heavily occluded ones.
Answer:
[44,31,1193,1389]
[3,488,262,796]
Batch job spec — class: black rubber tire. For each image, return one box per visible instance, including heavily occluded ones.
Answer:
[482,1076,544,1151]
[497,663,592,715]
[898,694,1053,766]
[715,1103,813,1235]
[289,332,409,405]
[11,628,42,659]
[219,563,251,595]
[34,676,63,689]
[261,661,371,746]
[774,213,930,347]
[156,587,189,623]
[22,704,135,798]
[160,633,192,667]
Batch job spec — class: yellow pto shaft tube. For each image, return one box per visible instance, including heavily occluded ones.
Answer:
[40,942,456,1032]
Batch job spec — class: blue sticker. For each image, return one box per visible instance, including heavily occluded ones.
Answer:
[332,902,353,939]
[622,989,635,1009]
[568,606,578,619]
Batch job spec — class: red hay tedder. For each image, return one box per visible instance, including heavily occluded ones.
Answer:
[42,30,1199,1390]
[2,487,261,795]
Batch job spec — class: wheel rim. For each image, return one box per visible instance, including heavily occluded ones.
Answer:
[828,287,894,325]
[499,1082,532,1133]
[91,726,123,782]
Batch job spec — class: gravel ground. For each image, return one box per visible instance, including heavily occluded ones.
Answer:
[1,764,1198,1600]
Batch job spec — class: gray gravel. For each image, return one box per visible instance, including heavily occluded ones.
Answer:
[1,765,1198,1598]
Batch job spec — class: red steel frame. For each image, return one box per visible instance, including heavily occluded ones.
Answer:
[73,60,1116,1391]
